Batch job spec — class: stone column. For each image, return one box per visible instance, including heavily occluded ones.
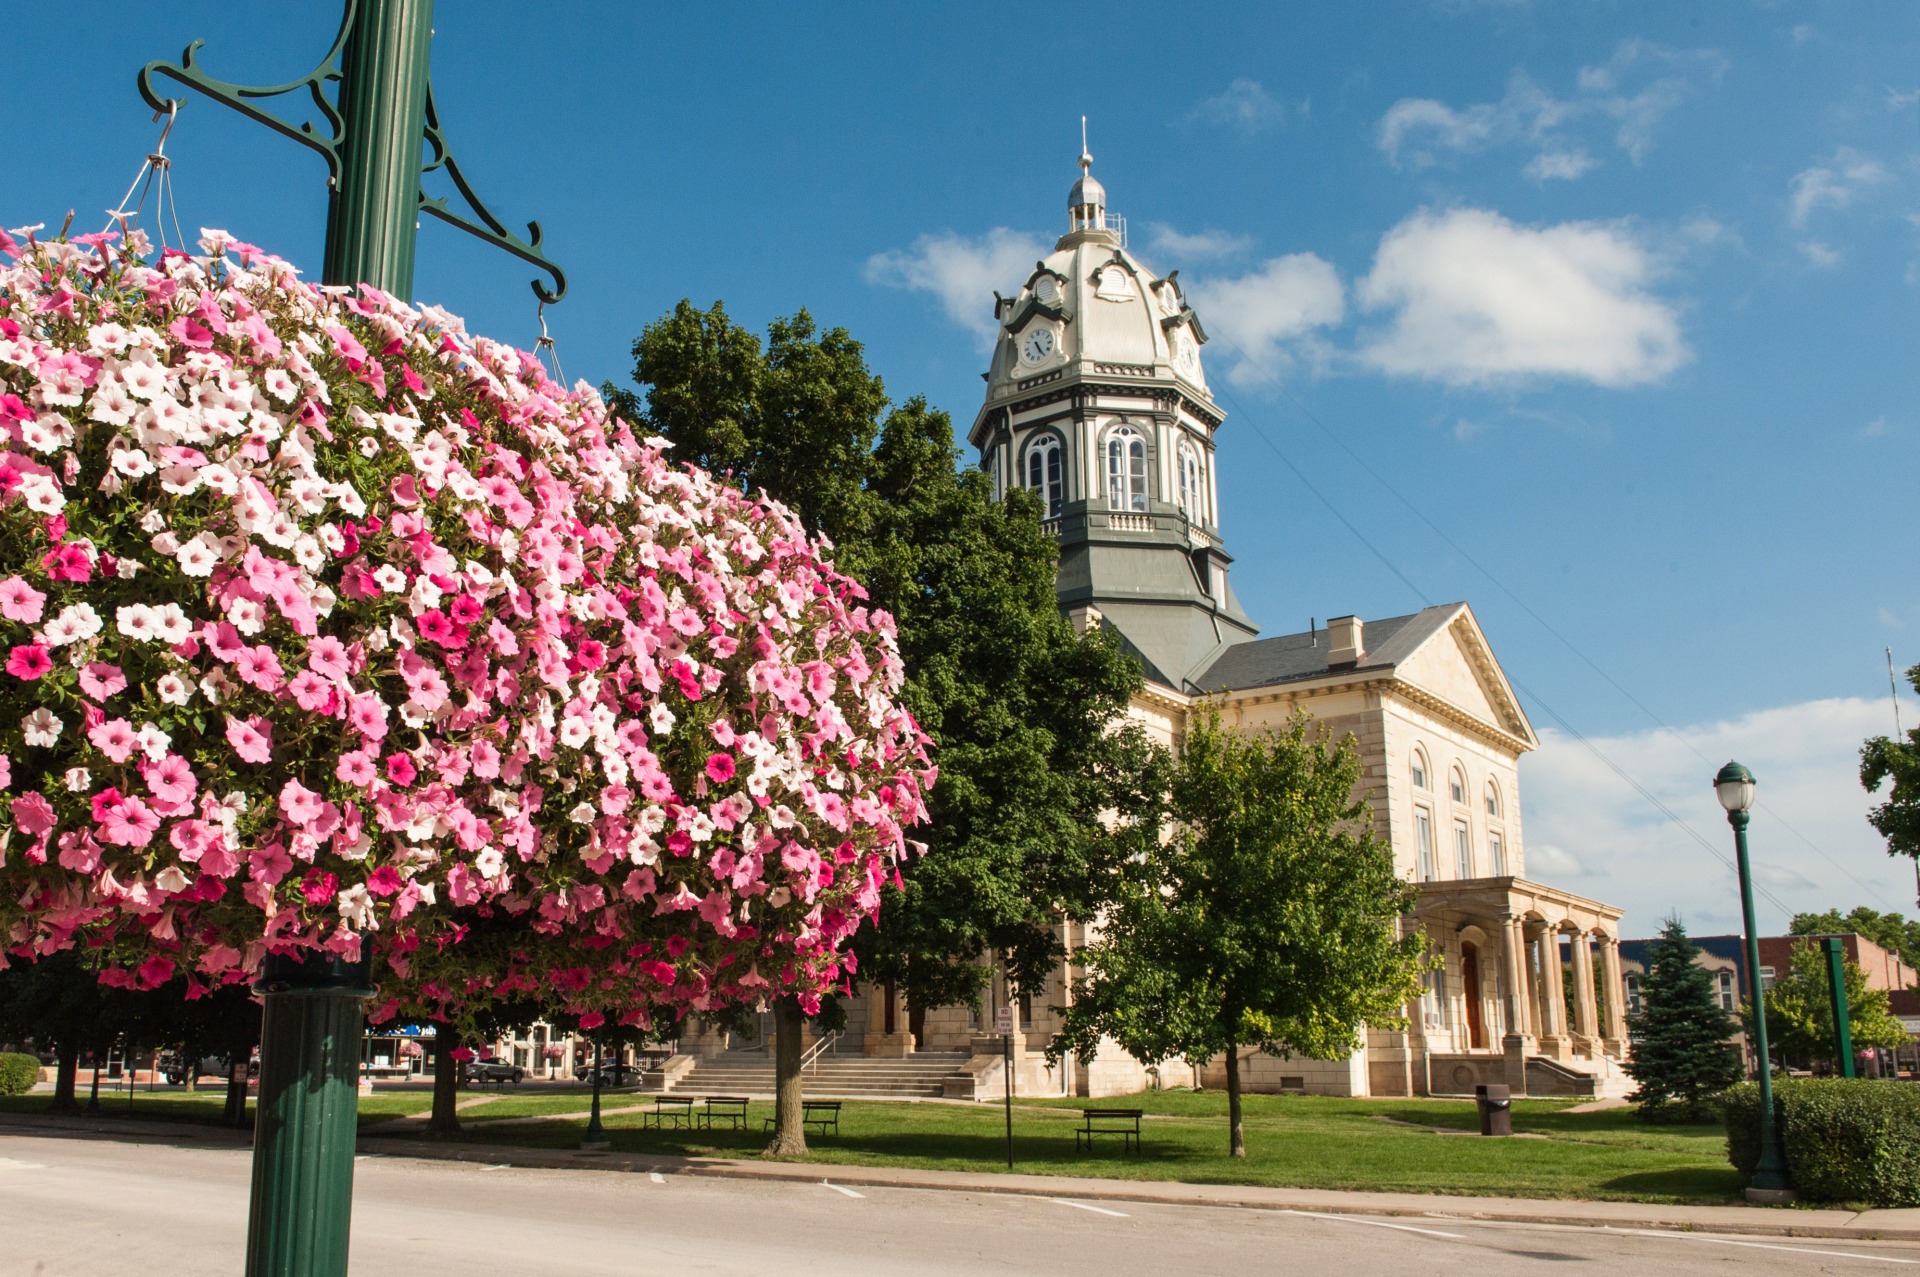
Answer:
[1501,915,1531,1094]
[1598,934,1629,1047]
[1538,925,1569,1060]
[1569,929,1599,1048]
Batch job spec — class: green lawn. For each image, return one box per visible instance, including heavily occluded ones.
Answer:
[1,1085,1740,1203]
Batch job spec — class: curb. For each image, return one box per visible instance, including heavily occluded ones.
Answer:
[5,1111,1913,1245]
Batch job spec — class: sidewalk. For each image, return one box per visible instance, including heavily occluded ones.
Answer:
[7,1109,1917,1244]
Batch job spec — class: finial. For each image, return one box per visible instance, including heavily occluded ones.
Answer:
[1079,115,1092,173]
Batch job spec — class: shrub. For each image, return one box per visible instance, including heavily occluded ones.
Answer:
[1724,1078,1920,1206]
[0,1051,39,1096]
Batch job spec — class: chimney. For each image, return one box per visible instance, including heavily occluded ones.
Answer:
[1326,614,1364,666]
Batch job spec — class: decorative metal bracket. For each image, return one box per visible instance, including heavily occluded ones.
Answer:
[134,2,566,303]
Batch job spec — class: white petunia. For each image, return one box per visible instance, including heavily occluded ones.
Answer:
[568,802,597,824]
[111,448,156,479]
[227,597,266,636]
[154,866,188,894]
[41,602,102,647]
[650,703,676,735]
[22,708,62,748]
[336,883,376,930]
[115,604,159,641]
[19,474,65,514]
[63,766,90,791]
[261,513,300,548]
[119,361,166,401]
[175,534,219,577]
[373,565,408,594]
[150,603,192,645]
[134,722,170,762]
[262,369,298,404]
[156,673,191,706]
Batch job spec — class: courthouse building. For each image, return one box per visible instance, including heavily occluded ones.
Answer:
[682,150,1632,1100]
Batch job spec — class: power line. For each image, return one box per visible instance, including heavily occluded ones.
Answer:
[1203,359,1820,922]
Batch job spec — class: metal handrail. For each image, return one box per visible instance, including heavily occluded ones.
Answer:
[801,1031,840,1075]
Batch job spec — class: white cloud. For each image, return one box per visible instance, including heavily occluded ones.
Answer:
[1378,40,1726,177]
[1524,696,1920,938]
[1799,240,1843,268]
[1187,253,1346,383]
[1864,417,1891,439]
[1187,78,1288,133]
[863,228,1050,341]
[1788,147,1889,228]
[1525,149,1599,181]
[1147,224,1253,261]
[1528,843,1587,877]
[1890,88,1920,111]
[1354,207,1688,387]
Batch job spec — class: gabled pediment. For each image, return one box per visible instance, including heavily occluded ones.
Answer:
[1393,604,1537,750]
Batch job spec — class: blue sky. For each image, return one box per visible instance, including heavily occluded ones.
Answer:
[9,1,1920,935]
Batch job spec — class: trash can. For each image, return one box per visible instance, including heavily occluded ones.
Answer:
[1475,1083,1512,1137]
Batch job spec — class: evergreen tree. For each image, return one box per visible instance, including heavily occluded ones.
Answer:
[1624,917,1742,1122]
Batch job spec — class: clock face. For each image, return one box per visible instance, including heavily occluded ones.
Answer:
[1176,332,1199,373]
[1021,328,1056,363]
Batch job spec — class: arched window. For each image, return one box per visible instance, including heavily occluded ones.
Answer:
[1449,766,1466,805]
[1486,781,1502,818]
[1105,425,1147,512]
[1177,441,1203,521]
[1024,435,1063,519]
[1410,749,1429,792]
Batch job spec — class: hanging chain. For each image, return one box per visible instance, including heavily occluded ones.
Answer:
[106,102,187,250]
[534,300,566,387]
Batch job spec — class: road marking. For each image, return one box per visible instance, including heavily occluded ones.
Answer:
[1622,1229,1919,1265]
[822,1181,864,1198]
[482,1164,513,1171]
[649,1172,666,1184]
[1046,1197,1129,1218]
[1285,1210,1464,1239]
[0,1158,46,1170]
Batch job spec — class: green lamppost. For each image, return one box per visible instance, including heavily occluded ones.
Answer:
[1714,761,1794,1201]
[133,4,565,1274]
[581,1033,611,1152]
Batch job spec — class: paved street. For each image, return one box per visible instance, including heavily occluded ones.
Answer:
[4,1130,1920,1275]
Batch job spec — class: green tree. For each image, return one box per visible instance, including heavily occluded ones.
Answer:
[611,302,1150,1156]
[1861,670,1920,867]
[1790,906,1920,972]
[1757,940,1910,1069]
[1622,918,1741,1122]
[1052,711,1426,1158]
[0,953,137,1113]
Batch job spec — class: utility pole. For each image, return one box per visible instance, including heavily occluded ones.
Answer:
[136,5,564,1273]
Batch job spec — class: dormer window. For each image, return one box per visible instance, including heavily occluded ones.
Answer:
[1095,265,1134,302]
[1034,275,1062,305]
[1105,425,1147,512]
[1024,435,1063,520]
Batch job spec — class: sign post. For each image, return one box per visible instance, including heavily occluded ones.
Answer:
[1822,937,1858,1079]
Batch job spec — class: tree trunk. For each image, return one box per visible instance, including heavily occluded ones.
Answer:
[223,1056,249,1128]
[51,1041,79,1114]
[764,996,808,1156]
[427,1032,462,1137]
[1224,1042,1246,1158]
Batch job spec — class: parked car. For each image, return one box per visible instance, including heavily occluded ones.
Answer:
[157,1052,230,1085]
[464,1056,524,1084]
[575,1060,641,1087]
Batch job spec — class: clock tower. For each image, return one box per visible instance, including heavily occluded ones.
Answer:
[968,145,1258,690]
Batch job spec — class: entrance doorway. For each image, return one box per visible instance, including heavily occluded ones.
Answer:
[908,1005,926,1050]
[1462,942,1486,1049]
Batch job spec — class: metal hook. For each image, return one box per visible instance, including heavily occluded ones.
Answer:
[534,300,564,386]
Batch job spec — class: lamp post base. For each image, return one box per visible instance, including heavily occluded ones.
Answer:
[1744,1186,1799,1205]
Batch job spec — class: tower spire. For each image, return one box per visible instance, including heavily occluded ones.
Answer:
[1080,115,1092,173]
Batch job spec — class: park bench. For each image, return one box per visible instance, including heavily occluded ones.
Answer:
[1074,1107,1143,1154]
[764,1099,842,1137]
[640,1095,695,1130]
[699,1095,751,1131]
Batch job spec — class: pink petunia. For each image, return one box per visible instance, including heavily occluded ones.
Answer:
[335,750,377,787]
[6,644,51,680]
[347,692,389,740]
[0,576,46,623]
[287,669,334,712]
[78,662,126,700]
[307,635,350,680]
[704,752,736,784]
[99,794,160,847]
[88,716,137,762]
[0,754,9,789]
[141,753,198,805]
[279,778,326,826]
[12,790,55,835]
[235,645,284,692]
[224,714,273,764]
[366,865,403,898]
[384,753,416,787]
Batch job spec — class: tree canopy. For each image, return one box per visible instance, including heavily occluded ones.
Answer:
[609,301,1153,1009]
[1051,710,1426,1156]
[1861,665,1920,867]
[1758,939,1910,1066]
[1790,906,1920,972]
[1622,917,1742,1122]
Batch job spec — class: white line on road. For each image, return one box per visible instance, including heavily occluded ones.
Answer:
[482,1164,513,1171]
[822,1181,864,1198]
[0,1158,47,1170]
[1284,1210,1464,1239]
[1621,1228,1920,1265]
[649,1172,666,1184]
[1046,1198,1129,1218]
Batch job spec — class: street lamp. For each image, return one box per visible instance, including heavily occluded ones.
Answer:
[1715,761,1792,1201]
[580,1033,610,1153]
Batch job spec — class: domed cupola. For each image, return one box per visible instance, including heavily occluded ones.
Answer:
[967,133,1258,692]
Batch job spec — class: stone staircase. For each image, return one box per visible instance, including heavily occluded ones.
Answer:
[662,1050,970,1099]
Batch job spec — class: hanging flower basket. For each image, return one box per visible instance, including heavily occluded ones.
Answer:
[0,225,933,1023]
